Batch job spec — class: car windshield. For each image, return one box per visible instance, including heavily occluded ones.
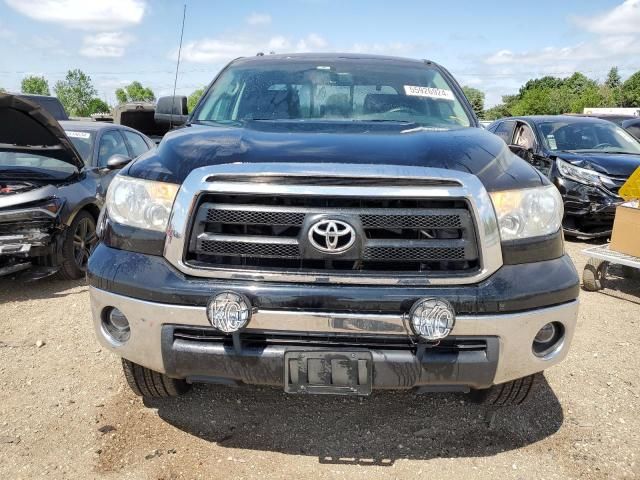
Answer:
[0,152,77,179]
[65,129,94,163]
[193,60,472,129]
[539,120,640,155]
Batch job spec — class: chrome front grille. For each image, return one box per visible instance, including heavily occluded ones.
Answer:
[186,195,479,273]
[164,163,503,285]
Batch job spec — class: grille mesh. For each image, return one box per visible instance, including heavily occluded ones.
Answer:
[364,246,466,261]
[361,214,462,229]
[199,240,300,258]
[206,209,305,226]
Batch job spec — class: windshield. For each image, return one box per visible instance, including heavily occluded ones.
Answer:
[194,60,472,129]
[539,120,640,154]
[0,152,77,179]
[65,130,94,163]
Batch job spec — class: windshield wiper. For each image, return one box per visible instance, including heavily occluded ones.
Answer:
[192,119,243,127]
[599,151,639,155]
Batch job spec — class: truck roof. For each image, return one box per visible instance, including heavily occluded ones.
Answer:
[232,52,433,67]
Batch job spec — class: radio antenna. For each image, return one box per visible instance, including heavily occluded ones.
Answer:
[170,3,187,128]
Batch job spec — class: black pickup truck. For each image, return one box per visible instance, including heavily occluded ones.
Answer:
[88,53,579,406]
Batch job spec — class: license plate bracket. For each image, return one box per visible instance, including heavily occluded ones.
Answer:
[284,351,373,396]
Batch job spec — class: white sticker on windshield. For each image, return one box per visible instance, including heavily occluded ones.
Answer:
[404,85,455,101]
[66,131,90,139]
[547,134,557,150]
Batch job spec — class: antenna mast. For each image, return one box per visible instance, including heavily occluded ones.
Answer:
[171,3,187,127]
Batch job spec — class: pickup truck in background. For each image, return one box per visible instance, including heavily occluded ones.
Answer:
[88,53,580,406]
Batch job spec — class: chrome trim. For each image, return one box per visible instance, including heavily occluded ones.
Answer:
[164,163,503,286]
[90,287,578,384]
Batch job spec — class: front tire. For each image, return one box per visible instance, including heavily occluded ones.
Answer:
[469,374,538,406]
[57,211,97,280]
[121,359,191,398]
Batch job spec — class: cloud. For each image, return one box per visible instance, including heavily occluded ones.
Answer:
[574,0,640,35]
[246,12,271,26]
[80,32,134,58]
[478,1,640,101]
[4,0,146,30]
[176,33,330,63]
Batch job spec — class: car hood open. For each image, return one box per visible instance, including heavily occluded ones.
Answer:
[0,93,84,170]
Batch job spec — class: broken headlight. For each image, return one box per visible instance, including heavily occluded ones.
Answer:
[490,185,563,241]
[106,176,179,232]
[556,158,602,186]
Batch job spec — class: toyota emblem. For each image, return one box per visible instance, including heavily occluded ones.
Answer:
[308,219,356,254]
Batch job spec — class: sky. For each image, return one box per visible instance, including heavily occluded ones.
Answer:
[1,0,639,107]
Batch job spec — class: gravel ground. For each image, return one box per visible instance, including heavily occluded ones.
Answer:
[0,240,638,479]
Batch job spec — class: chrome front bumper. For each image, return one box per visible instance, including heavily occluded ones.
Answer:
[90,287,579,387]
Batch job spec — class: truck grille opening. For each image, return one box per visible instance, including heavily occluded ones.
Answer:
[172,327,488,352]
[185,193,480,275]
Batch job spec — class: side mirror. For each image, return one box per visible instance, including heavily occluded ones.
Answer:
[105,154,132,170]
[155,95,188,126]
[508,144,534,161]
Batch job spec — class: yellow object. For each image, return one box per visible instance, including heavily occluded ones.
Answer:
[619,166,640,201]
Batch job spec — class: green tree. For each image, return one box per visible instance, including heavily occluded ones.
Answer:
[462,86,485,119]
[622,71,640,107]
[87,98,110,115]
[21,75,50,95]
[54,69,98,117]
[115,81,155,104]
[187,87,205,112]
[605,67,621,89]
[0,87,6,94]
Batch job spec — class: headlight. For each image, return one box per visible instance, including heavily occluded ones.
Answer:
[490,185,563,241]
[106,176,179,232]
[556,158,602,186]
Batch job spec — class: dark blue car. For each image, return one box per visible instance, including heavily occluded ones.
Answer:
[488,115,640,238]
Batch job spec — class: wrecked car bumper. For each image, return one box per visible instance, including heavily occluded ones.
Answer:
[556,177,623,237]
[0,204,62,277]
[88,245,580,391]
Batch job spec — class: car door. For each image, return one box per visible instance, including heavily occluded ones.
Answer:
[95,129,130,200]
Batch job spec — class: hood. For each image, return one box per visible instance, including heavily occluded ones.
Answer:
[556,151,640,177]
[127,121,544,191]
[0,93,84,170]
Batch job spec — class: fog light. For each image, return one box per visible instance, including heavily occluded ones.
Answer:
[409,298,455,340]
[532,321,564,358]
[207,292,251,333]
[102,308,130,343]
[534,323,556,344]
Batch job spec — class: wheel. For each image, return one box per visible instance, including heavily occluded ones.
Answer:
[57,211,98,280]
[121,359,191,398]
[469,374,538,406]
[582,258,608,292]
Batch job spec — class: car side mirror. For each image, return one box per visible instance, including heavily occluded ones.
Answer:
[508,144,534,161]
[155,95,189,126]
[105,154,132,170]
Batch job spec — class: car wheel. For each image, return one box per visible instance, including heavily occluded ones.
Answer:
[122,359,191,398]
[469,374,538,406]
[57,211,98,280]
[582,258,608,292]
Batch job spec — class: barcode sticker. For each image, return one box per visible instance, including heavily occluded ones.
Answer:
[66,131,90,139]
[404,85,455,101]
